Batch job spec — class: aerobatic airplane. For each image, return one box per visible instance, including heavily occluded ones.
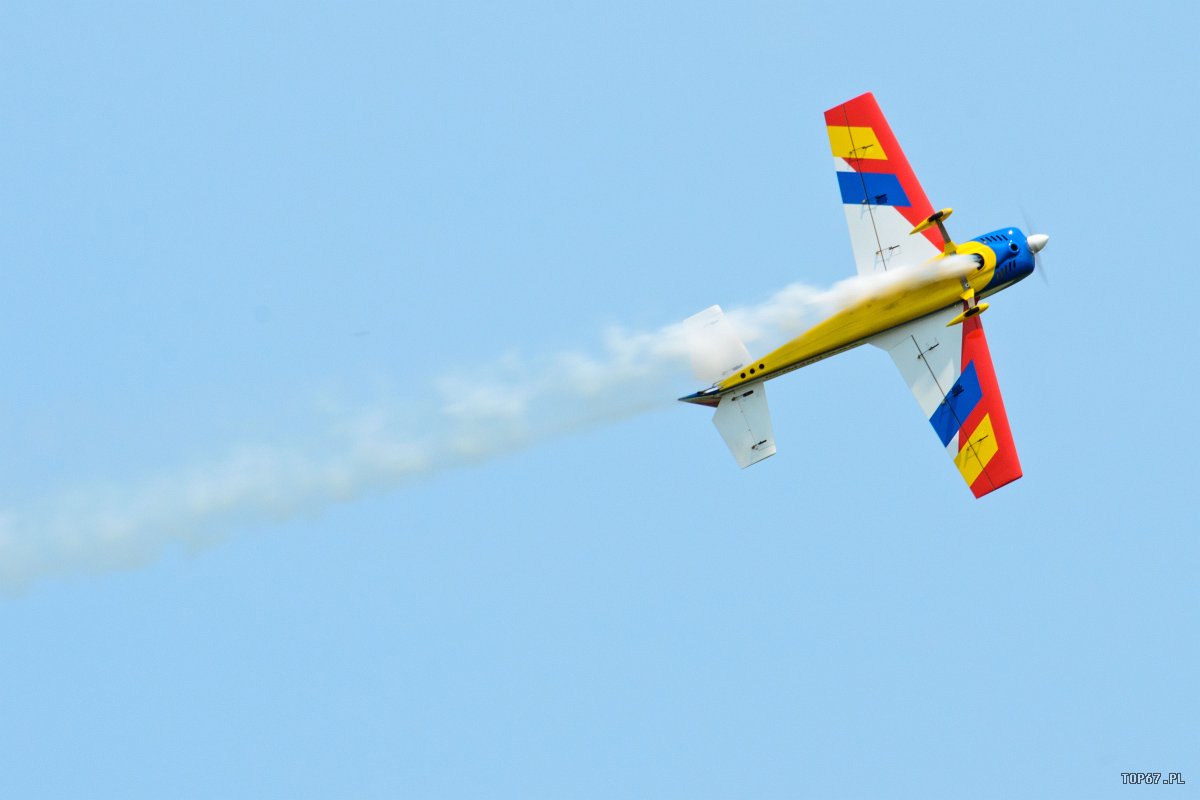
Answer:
[680,92,1048,498]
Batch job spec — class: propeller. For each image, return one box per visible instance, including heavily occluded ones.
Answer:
[1020,206,1050,284]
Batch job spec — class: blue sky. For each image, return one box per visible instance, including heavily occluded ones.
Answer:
[1,2,1196,797]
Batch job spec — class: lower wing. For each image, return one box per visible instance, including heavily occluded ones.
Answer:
[871,305,1023,498]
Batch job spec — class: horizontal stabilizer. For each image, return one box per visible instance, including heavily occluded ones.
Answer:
[713,381,776,468]
[682,305,751,385]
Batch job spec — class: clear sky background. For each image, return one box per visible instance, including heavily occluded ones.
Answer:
[2,2,1196,798]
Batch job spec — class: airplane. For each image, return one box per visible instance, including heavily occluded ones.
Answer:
[679,92,1048,498]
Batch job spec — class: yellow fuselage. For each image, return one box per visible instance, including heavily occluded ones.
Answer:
[717,247,997,393]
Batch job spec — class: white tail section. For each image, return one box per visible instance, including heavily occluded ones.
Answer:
[712,382,776,468]
[682,305,751,385]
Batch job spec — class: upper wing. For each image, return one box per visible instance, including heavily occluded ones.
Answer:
[825,92,942,275]
[871,305,1023,498]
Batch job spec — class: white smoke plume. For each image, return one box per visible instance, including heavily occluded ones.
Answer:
[0,264,961,591]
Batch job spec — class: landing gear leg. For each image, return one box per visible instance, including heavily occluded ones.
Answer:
[946,278,989,327]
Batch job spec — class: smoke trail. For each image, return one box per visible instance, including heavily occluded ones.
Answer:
[0,264,962,591]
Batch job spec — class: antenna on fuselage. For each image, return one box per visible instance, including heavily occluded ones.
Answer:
[910,207,957,255]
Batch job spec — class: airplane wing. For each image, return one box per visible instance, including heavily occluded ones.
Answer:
[825,92,943,275]
[871,305,1023,498]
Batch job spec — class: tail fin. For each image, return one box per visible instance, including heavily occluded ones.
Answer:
[678,305,777,468]
[680,305,751,385]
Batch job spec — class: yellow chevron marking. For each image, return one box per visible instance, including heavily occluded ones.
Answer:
[827,126,888,160]
[954,413,998,486]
